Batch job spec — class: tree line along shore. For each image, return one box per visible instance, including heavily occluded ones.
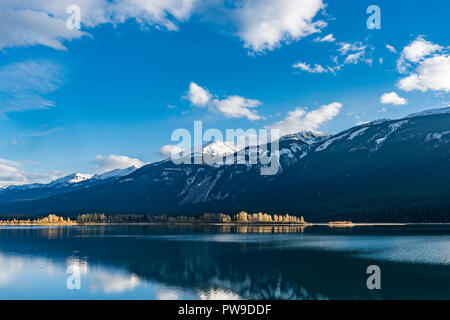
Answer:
[0,212,354,226]
[0,212,306,225]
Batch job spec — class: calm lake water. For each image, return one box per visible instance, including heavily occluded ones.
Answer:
[0,224,450,300]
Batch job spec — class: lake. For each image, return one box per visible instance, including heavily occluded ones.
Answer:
[0,224,449,299]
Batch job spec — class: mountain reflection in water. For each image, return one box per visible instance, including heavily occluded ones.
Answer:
[0,224,450,299]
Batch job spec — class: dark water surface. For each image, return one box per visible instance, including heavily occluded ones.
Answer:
[0,224,449,299]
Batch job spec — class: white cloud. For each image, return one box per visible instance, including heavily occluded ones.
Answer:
[0,7,86,50]
[397,54,450,92]
[292,40,373,76]
[338,42,364,55]
[386,44,397,53]
[185,83,263,120]
[159,145,184,158]
[237,0,326,52]
[0,158,65,187]
[395,37,450,93]
[94,154,145,172]
[401,36,442,63]
[380,92,408,105]
[187,82,212,107]
[0,0,197,50]
[0,60,64,115]
[397,36,443,73]
[292,61,328,73]
[336,42,372,66]
[213,95,262,120]
[344,51,365,64]
[314,33,335,42]
[0,158,20,167]
[267,102,342,136]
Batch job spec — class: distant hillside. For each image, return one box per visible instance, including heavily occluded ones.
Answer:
[1,110,449,222]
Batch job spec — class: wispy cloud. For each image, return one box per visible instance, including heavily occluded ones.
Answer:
[386,44,397,53]
[338,42,372,65]
[22,127,62,137]
[0,158,65,187]
[292,61,328,73]
[292,40,374,77]
[0,60,64,116]
[314,33,335,42]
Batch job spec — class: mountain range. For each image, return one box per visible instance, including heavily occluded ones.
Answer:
[1,108,449,222]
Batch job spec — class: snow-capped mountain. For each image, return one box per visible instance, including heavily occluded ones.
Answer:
[280,130,330,145]
[1,108,450,222]
[49,173,94,186]
[92,166,138,180]
[406,106,450,118]
[0,167,138,203]
[1,183,43,191]
[199,140,239,158]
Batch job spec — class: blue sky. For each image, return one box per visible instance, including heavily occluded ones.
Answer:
[0,0,449,186]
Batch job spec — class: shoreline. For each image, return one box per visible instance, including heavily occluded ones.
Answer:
[2,222,450,227]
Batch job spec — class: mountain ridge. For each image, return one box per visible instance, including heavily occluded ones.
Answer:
[1,108,449,222]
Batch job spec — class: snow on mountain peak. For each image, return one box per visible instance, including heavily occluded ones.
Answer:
[93,166,138,180]
[406,107,450,119]
[281,130,330,144]
[200,141,239,158]
[50,173,93,186]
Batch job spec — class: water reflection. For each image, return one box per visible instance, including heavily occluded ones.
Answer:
[0,225,450,299]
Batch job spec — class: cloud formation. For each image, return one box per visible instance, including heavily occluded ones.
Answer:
[187,82,212,107]
[186,82,263,120]
[380,92,408,105]
[159,145,184,159]
[386,44,397,53]
[0,0,197,50]
[237,0,326,52]
[396,36,443,73]
[0,60,64,115]
[338,42,372,65]
[213,96,262,120]
[94,154,145,172]
[314,33,335,42]
[267,102,342,136]
[292,61,328,73]
[401,36,442,63]
[0,158,65,187]
[398,54,450,92]
[293,40,374,77]
[396,36,449,92]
